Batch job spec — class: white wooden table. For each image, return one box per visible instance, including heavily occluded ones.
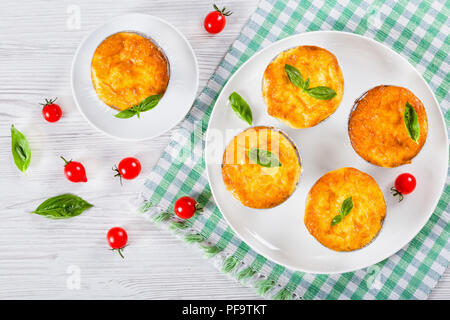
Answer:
[0,0,448,299]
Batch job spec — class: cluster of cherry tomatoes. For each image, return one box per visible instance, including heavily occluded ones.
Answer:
[60,155,141,184]
[41,98,139,258]
[41,98,142,184]
[41,98,202,258]
[106,196,201,258]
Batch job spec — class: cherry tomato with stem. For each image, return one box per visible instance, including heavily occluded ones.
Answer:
[40,98,62,123]
[174,196,204,219]
[391,173,416,201]
[204,4,232,34]
[61,156,87,183]
[113,157,141,185]
[107,227,128,259]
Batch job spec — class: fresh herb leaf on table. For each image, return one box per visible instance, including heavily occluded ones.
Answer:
[11,124,31,173]
[32,194,93,219]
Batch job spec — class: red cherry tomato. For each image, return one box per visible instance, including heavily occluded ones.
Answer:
[174,196,199,219]
[392,173,416,201]
[113,157,141,184]
[40,98,62,122]
[61,156,87,183]
[395,173,416,194]
[107,227,128,258]
[204,4,232,34]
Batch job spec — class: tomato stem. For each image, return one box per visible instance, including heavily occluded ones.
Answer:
[213,4,233,16]
[390,187,404,202]
[40,97,57,107]
[60,156,72,166]
[195,202,204,212]
[112,165,123,186]
[110,245,127,259]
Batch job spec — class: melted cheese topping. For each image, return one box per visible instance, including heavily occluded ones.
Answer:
[91,32,169,111]
[349,85,428,167]
[222,127,301,209]
[304,167,386,252]
[263,46,344,129]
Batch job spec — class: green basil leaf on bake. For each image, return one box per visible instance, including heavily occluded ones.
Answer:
[285,64,336,100]
[284,64,304,88]
[331,196,353,226]
[340,196,354,217]
[11,124,31,172]
[114,109,137,119]
[115,94,162,119]
[229,91,253,126]
[32,194,93,219]
[303,78,310,90]
[404,101,420,142]
[248,148,282,168]
[305,86,337,100]
[331,214,343,226]
[138,94,162,112]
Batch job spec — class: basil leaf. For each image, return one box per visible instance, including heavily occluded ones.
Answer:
[114,94,162,119]
[114,109,136,119]
[404,102,420,142]
[285,64,304,88]
[331,215,343,226]
[248,148,282,168]
[229,92,253,126]
[331,196,353,226]
[305,86,337,100]
[285,64,336,100]
[139,94,161,112]
[32,194,93,219]
[340,196,353,217]
[303,78,310,90]
[11,124,31,172]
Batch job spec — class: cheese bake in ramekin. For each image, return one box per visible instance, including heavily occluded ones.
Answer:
[348,85,428,168]
[304,167,386,252]
[221,126,301,209]
[262,45,344,129]
[91,32,169,111]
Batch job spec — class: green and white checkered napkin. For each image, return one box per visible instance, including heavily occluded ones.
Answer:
[137,0,450,299]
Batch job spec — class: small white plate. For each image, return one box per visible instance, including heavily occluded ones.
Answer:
[205,31,448,274]
[71,13,199,140]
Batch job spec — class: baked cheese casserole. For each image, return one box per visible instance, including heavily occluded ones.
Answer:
[304,167,386,251]
[222,127,301,209]
[348,85,428,167]
[262,45,344,129]
[91,32,169,111]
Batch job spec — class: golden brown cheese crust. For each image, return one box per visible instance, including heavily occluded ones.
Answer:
[304,167,386,252]
[222,127,301,209]
[348,85,428,168]
[91,32,169,111]
[262,46,344,128]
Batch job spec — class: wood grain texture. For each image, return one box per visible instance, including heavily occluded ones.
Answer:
[0,0,447,300]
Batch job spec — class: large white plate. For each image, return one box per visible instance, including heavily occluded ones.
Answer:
[72,13,198,140]
[205,31,448,274]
